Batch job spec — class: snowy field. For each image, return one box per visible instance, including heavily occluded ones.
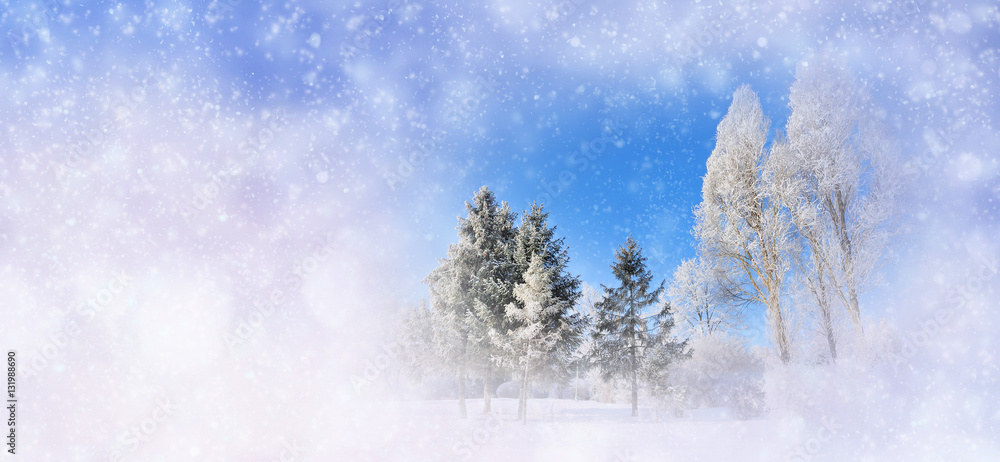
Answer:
[333,397,998,461]
[339,399,778,461]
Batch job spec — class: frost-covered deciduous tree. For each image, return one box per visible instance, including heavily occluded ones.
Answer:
[774,59,902,344]
[667,257,742,336]
[591,236,664,417]
[577,282,603,319]
[786,224,842,362]
[695,85,796,364]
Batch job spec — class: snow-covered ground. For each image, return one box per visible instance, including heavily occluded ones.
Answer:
[332,396,997,461]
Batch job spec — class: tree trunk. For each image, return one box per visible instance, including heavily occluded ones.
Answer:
[628,289,638,417]
[630,368,638,417]
[813,266,837,363]
[482,364,492,414]
[770,293,791,364]
[848,288,863,339]
[821,300,837,363]
[573,363,579,401]
[835,196,864,341]
[629,338,638,417]
[458,361,468,419]
[519,368,529,424]
[815,261,837,363]
[519,340,530,424]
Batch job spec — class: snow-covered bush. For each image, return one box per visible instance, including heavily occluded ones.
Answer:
[496,381,520,399]
[667,333,766,419]
[762,317,914,455]
[650,385,688,418]
[586,369,631,404]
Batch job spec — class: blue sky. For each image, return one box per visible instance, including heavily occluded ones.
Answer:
[405,72,799,292]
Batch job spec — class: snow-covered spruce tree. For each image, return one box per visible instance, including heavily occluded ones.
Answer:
[695,85,796,364]
[510,203,584,383]
[391,298,472,399]
[395,299,441,381]
[774,59,902,347]
[498,255,569,423]
[423,241,480,418]
[422,186,517,418]
[458,186,519,413]
[571,283,603,400]
[511,203,581,317]
[591,236,664,417]
[667,257,743,336]
[490,202,584,421]
[640,300,690,421]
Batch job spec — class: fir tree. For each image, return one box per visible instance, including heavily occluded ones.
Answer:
[513,203,581,310]
[396,299,440,382]
[503,255,567,423]
[424,186,520,417]
[591,236,665,417]
[510,203,584,386]
[458,186,519,413]
[491,202,585,422]
[424,241,480,418]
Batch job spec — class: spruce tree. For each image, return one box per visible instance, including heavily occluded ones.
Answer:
[424,186,519,417]
[591,236,665,417]
[424,241,480,418]
[509,203,584,388]
[504,255,566,423]
[396,299,440,382]
[513,203,581,309]
[458,186,518,413]
[490,202,585,422]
